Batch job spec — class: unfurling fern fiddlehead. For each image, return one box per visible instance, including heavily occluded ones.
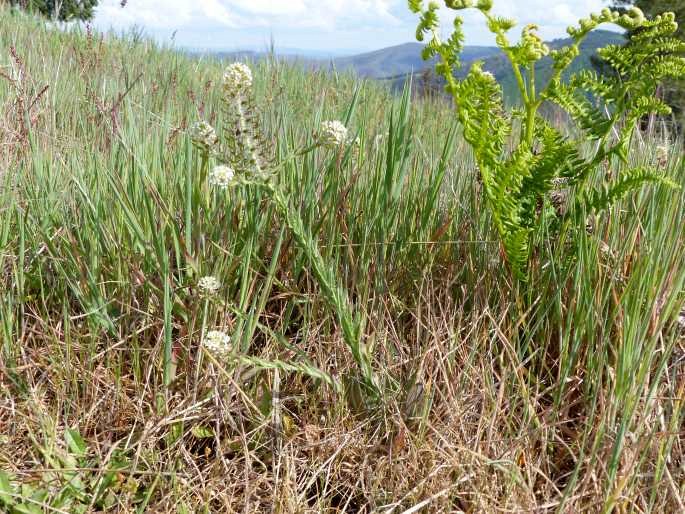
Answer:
[409,1,685,280]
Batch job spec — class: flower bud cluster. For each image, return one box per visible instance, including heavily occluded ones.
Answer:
[189,121,219,151]
[208,165,236,188]
[222,62,253,98]
[568,7,646,40]
[198,276,221,295]
[318,120,349,148]
[445,0,473,8]
[516,24,550,64]
[203,330,232,359]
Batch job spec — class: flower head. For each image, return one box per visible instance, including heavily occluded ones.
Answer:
[203,330,232,359]
[318,120,348,148]
[198,276,221,295]
[209,165,235,188]
[189,121,218,151]
[656,144,669,164]
[222,62,253,95]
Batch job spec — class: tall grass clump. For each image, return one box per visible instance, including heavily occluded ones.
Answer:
[0,4,684,512]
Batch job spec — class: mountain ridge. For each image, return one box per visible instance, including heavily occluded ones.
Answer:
[377,30,626,101]
[200,29,625,101]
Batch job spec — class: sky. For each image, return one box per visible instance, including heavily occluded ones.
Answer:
[91,0,615,55]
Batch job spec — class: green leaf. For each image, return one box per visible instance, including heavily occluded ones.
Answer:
[0,471,14,505]
[14,503,43,514]
[65,428,87,458]
[191,425,215,439]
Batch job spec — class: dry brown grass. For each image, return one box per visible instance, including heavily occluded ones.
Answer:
[2,279,684,512]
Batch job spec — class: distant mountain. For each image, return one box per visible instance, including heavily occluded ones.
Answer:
[330,42,500,79]
[187,47,351,60]
[383,30,626,103]
[197,29,625,103]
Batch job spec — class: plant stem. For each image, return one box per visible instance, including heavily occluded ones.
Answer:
[262,181,378,398]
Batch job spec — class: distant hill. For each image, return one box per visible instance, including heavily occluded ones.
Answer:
[200,30,625,103]
[383,30,626,103]
[331,42,500,79]
[197,43,500,79]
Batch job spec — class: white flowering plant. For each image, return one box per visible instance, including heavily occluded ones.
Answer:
[189,120,218,152]
[208,165,235,188]
[203,330,232,359]
[190,63,378,402]
[222,62,253,96]
[197,276,221,295]
[318,120,349,148]
[410,1,684,279]
[218,62,271,179]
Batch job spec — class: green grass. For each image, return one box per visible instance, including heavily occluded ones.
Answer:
[0,6,684,512]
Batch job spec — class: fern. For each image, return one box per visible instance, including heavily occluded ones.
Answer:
[579,168,676,215]
[409,1,685,280]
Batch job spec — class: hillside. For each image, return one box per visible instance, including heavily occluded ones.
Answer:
[386,29,625,101]
[196,43,500,79]
[331,42,500,79]
[197,30,623,94]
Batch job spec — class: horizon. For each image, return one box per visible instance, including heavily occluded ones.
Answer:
[180,27,623,60]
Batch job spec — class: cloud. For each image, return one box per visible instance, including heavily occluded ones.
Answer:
[92,0,617,51]
[93,0,398,31]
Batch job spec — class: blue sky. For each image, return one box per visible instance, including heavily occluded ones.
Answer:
[92,0,615,54]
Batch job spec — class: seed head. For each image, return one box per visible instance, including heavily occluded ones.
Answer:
[222,62,253,95]
[198,276,221,295]
[203,330,232,359]
[318,120,348,148]
[189,121,218,151]
[209,165,235,188]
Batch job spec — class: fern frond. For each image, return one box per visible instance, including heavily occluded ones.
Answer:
[525,124,587,193]
[502,228,531,281]
[543,81,612,139]
[610,96,672,162]
[408,1,685,282]
[455,63,509,171]
[577,168,677,215]
[569,70,621,105]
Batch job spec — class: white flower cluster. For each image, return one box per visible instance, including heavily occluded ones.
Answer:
[319,120,349,148]
[209,165,235,188]
[222,62,253,95]
[189,121,218,150]
[203,330,232,359]
[656,144,669,166]
[198,276,221,295]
